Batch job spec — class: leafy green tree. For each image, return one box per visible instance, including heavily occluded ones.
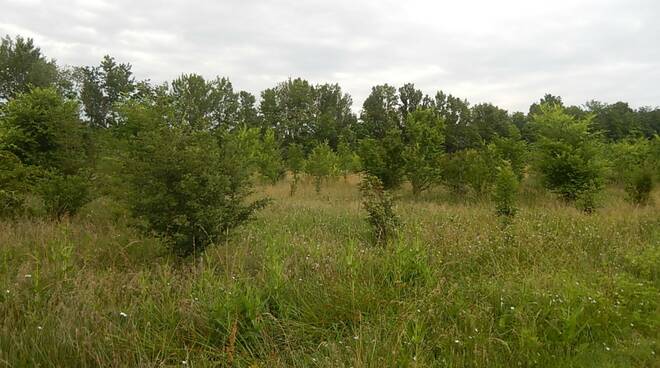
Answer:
[305,141,337,193]
[398,83,423,122]
[441,146,499,196]
[120,102,268,256]
[493,160,519,219]
[402,108,445,195]
[78,55,136,128]
[358,128,406,190]
[358,84,399,139]
[0,87,90,217]
[0,35,59,101]
[336,140,360,180]
[471,103,513,144]
[491,127,528,180]
[0,150,30,217]
[286,143,306,195]
[257,128,285,184]
[531,104,607,211]
[430,91,476,152]
[587,101,640,141]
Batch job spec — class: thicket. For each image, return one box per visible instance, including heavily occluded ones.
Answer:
[1,34,660,255]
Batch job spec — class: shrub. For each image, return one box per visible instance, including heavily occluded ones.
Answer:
[625,167,654,205]
[37,171,91,219]
[531,104,606,210]
[360,175,399,245]
[493,160,519,219]
[121,110,268,257]
[358,128,405,190]
[0,150,28,217]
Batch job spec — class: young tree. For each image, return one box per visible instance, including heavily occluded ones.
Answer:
[360,174,399,245]
[531,104,607,212]
[120,102,268,256]
[306,141,337,193]
[336,140,360,180]
[493,160,519,219]
[286,143,305,195]
[402,108,445,195]
[358,128,406,190]
[257,128,285,185]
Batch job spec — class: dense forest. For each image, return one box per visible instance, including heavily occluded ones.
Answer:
[1,34,660,366]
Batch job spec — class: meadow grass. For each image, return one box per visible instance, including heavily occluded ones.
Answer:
[1,176,659,367]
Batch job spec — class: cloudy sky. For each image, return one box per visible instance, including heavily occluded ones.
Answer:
[1,0,658,112]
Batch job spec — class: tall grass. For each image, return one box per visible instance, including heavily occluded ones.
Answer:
[1,177,658,367]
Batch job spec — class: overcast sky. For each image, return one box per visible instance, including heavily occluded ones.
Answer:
[1,0,658,112]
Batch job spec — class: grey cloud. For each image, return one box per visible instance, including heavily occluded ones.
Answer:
[1,0,658,112]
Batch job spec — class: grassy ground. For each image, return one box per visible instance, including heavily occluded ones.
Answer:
[1,176,659,367]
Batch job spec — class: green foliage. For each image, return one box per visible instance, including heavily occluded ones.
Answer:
[336,140,360,179]
[360,175,400,245]
[305,141,337,193]
[120,103,268,256]
[402,108,445,195]
[532,104,607,210]
[358,128,405,190]
[0,35,60,100]
[493,161,519,219]
[286,143,306,196]
[491,128,527,180]
[0,87,87,173]
[77,55,135,128]
[256,129,285,185]
[0,151,29,217]
[441,146,499,196]
[625,167,654,205]
[37,171,91,218]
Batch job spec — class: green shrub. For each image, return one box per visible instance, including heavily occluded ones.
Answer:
[358,128,405,190]
[493,160,519,219]
[402,108,445,195]
[625,167,654,205]
[531,104,606,210]
[286,143,305,196]
[360,175,399,245]
[257,128,285,185]
[37,171,91,219]
[121,111,268,256]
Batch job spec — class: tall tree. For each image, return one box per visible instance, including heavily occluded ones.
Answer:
[398,83,423,124]
[402,108,445,195]
[78,55,135,128]
[358,84,399,140]
[0,35,59,101]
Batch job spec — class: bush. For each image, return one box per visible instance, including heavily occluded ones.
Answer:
[493,161,519,219]
[37,171,91,219]
[402,108,445,195]
[286,143,305,196]
[0,150,29,217]
[358,128,405,190]
[625,167,654,205]
[531,104,606,210]
[360,175,399,245]
[257,128,285,185]
[121,110,268,257]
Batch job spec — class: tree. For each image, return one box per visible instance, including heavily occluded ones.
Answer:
[0,35,59,101]
[470,103,513,144]
[257,129,285,184]
[358,128,406,190]
[398,83,423,123]
[587,101,641,141]
[430,91,476,152]
[119,101,268,256]
[286,143,306,195]
[0,87,90,217]
[360,175,399,245]
[493,160,519,219]
[402,108,445,195]
[305,141,337,193]
[336,139,360,180]
[78,55,136,128]
[358,84,399,140]
[531,104,607,211]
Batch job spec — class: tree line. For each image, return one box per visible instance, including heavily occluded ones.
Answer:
[1,35,658,254]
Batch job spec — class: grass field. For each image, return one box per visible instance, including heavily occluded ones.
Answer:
[1,176,659,367]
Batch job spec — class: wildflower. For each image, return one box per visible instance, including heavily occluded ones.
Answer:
[24,274,32,278]
[510,306,515,310]
[182,361,188,365]
[119,312,128,318]
[454,339,460,344]
[353,336,359,340]
[37,326,42,330]
[5,289,9,294]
